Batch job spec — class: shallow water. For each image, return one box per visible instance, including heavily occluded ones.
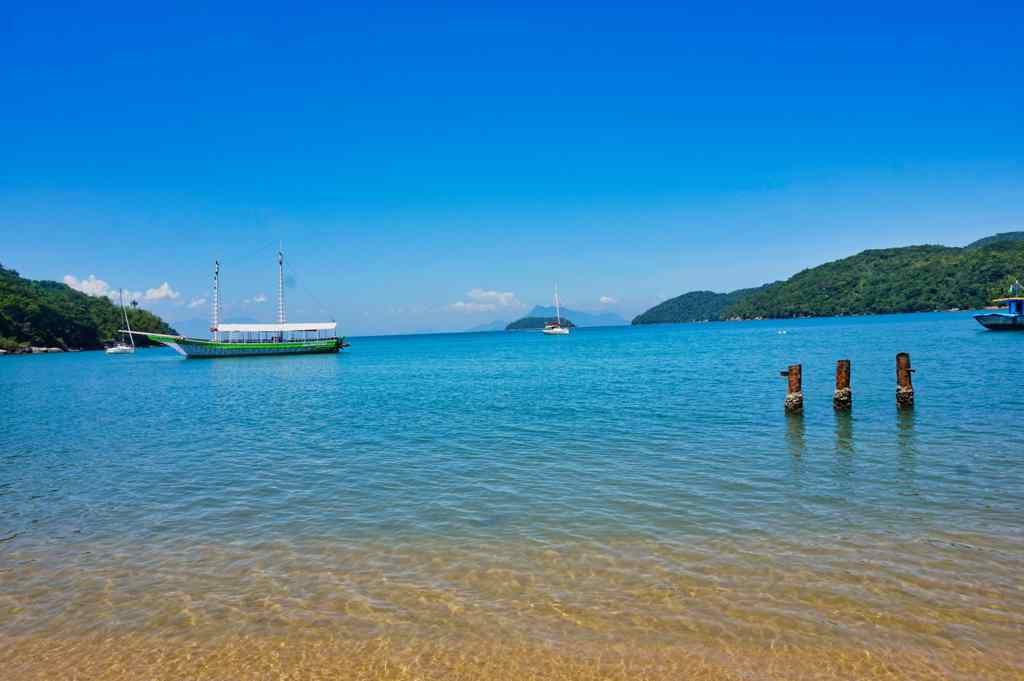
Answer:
[1,313,1022,679]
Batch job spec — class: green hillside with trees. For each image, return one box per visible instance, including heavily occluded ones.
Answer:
[966,231,1024,250]
[631,285,774,325]
[1,263,177,352]
[633,234,1024,324]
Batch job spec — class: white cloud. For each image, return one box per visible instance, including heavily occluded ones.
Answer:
[599,296,617,305]
[468,288,521,307]
[65,273,181,305]
[64,274,143,304]
[449,288,524,313]
[244,293,268,304]
[64,274,113,297]
[450,300,497,312]
[143,281,180,301]
[187,297,207,309]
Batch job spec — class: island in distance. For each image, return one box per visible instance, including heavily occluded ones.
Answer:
[505,316,577,331]
[525,305,625,327]
[469,305,625,332]
[633,231,1024,324]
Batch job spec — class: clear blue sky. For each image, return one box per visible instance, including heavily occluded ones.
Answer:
[2,2,1022,335]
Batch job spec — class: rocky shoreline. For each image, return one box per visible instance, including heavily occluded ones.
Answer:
[0,346,84,355]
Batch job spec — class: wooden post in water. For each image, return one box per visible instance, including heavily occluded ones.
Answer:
[833,359,852,411]
[780,364,803,414]
[896,352,914,409]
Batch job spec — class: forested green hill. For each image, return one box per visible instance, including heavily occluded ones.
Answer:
[1,263,177,351]
[966,231,1024,249]
[633,235,1024,324]
[631,285,774,325]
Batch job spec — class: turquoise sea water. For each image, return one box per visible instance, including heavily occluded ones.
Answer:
[2,312,1023,677]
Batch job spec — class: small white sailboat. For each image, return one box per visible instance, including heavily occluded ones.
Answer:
[543,285,571,335]
[106,289,135,355]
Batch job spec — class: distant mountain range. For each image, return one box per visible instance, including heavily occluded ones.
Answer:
[464,319,509,333]
[506,316,576,330]
[169,315,262,339]
[167,317,212,339]
[522,306,626,327]
[633,232,1024,324]
[473,305,626,333]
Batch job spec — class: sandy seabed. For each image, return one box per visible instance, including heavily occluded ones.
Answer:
[4,533,1023,680]
[2,635,1022,681]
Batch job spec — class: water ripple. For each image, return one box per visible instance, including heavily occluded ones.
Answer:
[1,314,1022,678]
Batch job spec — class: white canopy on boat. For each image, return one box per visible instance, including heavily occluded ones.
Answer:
[215,322,336,333]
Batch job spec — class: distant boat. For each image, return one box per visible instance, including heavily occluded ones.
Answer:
[125,251,347,357]
[543,285,571,335]
[105,289,135,355]
[974,280,1024,331]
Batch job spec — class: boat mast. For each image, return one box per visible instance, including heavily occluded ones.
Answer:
[277,247,286,324]
[120,289,135,348]
[554,284,561,326]
[211,260,221,341]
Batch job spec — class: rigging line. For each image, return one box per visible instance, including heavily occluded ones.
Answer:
[216,241,301,308]
[209,241,335,321]
[283,261,339,322]
[293,275,337,322]
[200,241,278,304]
[224,241,281,271]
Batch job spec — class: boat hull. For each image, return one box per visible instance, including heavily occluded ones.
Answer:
[974,313,1024,330]
[144,334,345,358]
[542,327,570,335]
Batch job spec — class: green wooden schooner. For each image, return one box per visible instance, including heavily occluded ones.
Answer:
[126,251,347,358]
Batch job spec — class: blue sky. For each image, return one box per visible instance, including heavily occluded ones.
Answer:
[2,2,1022,335]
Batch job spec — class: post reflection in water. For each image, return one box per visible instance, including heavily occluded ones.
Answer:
[896,408,920,498]
[834,412,854,457]
[784,414,806,455]
[896,408,916,452]
[833,412,856,486]
[785,414,806,485]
